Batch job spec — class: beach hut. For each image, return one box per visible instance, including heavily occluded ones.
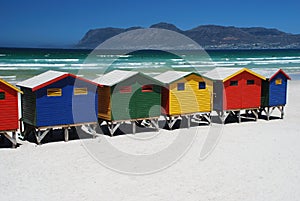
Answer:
[94,70,162,135]
[0,79,22,148]
[154,71,213,128]
[204,67,266,123]
[17,70,98,144]
[253,69,291,120]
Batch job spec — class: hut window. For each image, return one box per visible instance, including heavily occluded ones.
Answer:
[74,88,88,95]
[142,85,153,92]
[199,82,206,89]
[275,78,282,85]
[120,86,132,93]
[0,92,5,100]
[230,81,238,86]
[247,80,255,85]
[177,83,185,91]
[47,88,62,97]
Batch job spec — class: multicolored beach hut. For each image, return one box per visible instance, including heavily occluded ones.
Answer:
[94,70,162,135]
[17,70,98,144]
[204,67,266,123]
[0,79,22,148]
[154,71,213,128]
[253,69,291,120]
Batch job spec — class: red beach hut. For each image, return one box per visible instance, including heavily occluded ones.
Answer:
[0,79,22,148]
[204,68,266,123]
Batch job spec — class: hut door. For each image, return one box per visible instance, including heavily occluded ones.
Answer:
[224,74,243,110]
[241,73,261,108]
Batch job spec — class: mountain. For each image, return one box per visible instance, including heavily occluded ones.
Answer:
[77,22,300,49]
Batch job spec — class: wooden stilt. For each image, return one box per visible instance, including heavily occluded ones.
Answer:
[81,124,97,138]
[253,109,258,121]
[2,132,17,148]
[165,116,180,129]
[237,111,241,123]
[150,119,159,131]
[107,122,121,136]
[64,128,69,142]
[280,106,284,119]
[132,121,136,134]
[91,124,97,138]
[12,131,16,148]
[187,115,191,128]
[267,107,270,121]
[19,119,23,134]
[217,111,225,124]
[202,113,211,125]
[36,130,41,145]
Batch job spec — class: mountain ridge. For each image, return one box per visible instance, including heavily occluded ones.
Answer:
[77,22,300,49]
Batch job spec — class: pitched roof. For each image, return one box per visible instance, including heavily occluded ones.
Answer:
[252,68,291,80]
[154,71,192,84]
[17,70,98,91]
[204,67,266,81]
[93,70,139,86]
[93,70,163,86]
[0,79,23,93]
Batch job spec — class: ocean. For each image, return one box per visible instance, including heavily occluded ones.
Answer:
[1,47,300,83]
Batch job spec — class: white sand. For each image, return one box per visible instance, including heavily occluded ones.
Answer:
[1,81,300,201]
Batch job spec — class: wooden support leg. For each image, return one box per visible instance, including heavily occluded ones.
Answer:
[91,124,97,138]
[64,127,69,142]
[107,122,121,136]
[150,119,159,131]
[280,106,284,119]
[167,116,179,129]
[253,110,258,121]
[36,130,41,145]
[19,119,23,134]
[203,113,211,125]
[237,111,241,123]
[35,129,51,145]
[107,122,114,136]
[132,121,136,134]
[218,111,226,124]
[12,131,16,148]
[22,123,29,140]
[187,115,191,128]
[2,132,17,148]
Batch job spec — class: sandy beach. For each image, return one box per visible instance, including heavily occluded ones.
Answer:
[0,80,300,201]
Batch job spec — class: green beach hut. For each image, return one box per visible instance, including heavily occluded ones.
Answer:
[94,70,162,135]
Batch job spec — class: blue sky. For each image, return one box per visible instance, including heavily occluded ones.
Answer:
[1,0,299,47]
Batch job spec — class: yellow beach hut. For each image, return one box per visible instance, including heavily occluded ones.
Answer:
[154,71,213,128]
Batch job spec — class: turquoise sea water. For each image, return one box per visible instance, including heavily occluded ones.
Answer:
[1,47,300,83]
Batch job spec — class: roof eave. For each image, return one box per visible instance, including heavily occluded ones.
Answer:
[0,79,23,94]
[269,69,291,81]
[223,68,266,82]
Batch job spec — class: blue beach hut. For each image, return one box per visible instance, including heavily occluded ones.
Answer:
[254,69,291,120]
[17,70,99,144]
